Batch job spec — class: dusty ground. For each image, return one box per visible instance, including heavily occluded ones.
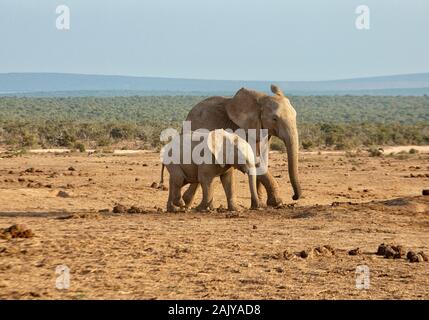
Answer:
[0,150,428,299]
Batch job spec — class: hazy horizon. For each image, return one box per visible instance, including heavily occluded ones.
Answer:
[1,0,429,81]
[3,71,429,83]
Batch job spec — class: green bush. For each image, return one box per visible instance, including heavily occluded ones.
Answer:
[97,137,111,147]
[74,142,86,152]
[368,147,383,157]
[301,140,313,150]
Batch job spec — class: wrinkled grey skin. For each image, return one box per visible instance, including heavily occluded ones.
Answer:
[182,85,302,208]
[161,130,259,212]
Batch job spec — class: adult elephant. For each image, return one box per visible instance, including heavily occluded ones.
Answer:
[182,84,302,208]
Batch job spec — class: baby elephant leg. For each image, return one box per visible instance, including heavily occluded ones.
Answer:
[182,183,199,208]
[220,170,239,211]
[195,172,215,212]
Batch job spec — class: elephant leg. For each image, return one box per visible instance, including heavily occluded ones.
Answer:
[183,183,199,208]
[256,179,265,204]
[167,174,184,212]
[220,170,239,211]
[258,170,283,207]
[196,176,215,212]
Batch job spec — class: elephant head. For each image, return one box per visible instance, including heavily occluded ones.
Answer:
[225,85,301,200]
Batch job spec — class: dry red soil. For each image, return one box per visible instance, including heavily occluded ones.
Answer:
[0,151,428,299]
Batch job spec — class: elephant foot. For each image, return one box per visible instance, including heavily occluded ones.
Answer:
[266,195,283,208]
[227,203,240,212]
[195,202,214,213]
[250,199,260,210]
[173,199,186,208]
[167,203,183,213]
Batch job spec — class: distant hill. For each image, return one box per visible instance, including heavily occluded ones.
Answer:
[1,72,429,96]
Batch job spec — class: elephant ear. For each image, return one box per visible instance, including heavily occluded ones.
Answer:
[270,84,285,97]
[225,88,264,129]
[207,129,226,167]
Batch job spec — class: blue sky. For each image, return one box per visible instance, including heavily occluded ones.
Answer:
[0,0,428,81]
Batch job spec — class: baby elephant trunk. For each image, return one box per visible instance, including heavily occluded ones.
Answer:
[248,167,259,209]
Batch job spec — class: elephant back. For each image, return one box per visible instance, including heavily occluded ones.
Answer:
[185,96,239,132]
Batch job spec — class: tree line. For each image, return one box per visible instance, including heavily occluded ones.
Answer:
[0,95,428,150]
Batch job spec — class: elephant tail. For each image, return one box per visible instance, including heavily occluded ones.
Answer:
[160,164,165,187]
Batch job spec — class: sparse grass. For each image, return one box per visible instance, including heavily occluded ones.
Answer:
[368,147,383,157]
[387,151,412,160]
[270,137,286,153]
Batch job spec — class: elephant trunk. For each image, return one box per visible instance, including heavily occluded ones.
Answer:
[282,126,302,200]
[248,168,259,209]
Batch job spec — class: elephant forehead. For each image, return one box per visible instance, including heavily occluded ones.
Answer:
[278,97,297,116]
[266,99,296,120]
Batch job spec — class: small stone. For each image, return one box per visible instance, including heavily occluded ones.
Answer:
[323,245,335,254]
[391,245,406,258]
[68,166,76,171]
[418,251,428,262]
[282,249,296,260]
[1,224,34,239]
[113,204,127,213]
[384,246,396,259]
[151,182,159,189]
[127,206,145,214]
[348,248,361,256]
[376,243,387,256]
[407,251,420,263]
[299,250,310,258]
[407,251,427,263]
[57,191,71,198]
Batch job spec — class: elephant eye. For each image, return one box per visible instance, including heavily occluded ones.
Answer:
[272,115,278,121]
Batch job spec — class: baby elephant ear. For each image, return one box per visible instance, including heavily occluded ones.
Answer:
[207,129,226,167]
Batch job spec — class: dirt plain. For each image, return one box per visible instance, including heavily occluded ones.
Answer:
[0,149,428,299]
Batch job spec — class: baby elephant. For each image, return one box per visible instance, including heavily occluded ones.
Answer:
[161,129,259,212]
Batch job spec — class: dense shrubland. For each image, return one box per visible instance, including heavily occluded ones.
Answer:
[0,95,428,150]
